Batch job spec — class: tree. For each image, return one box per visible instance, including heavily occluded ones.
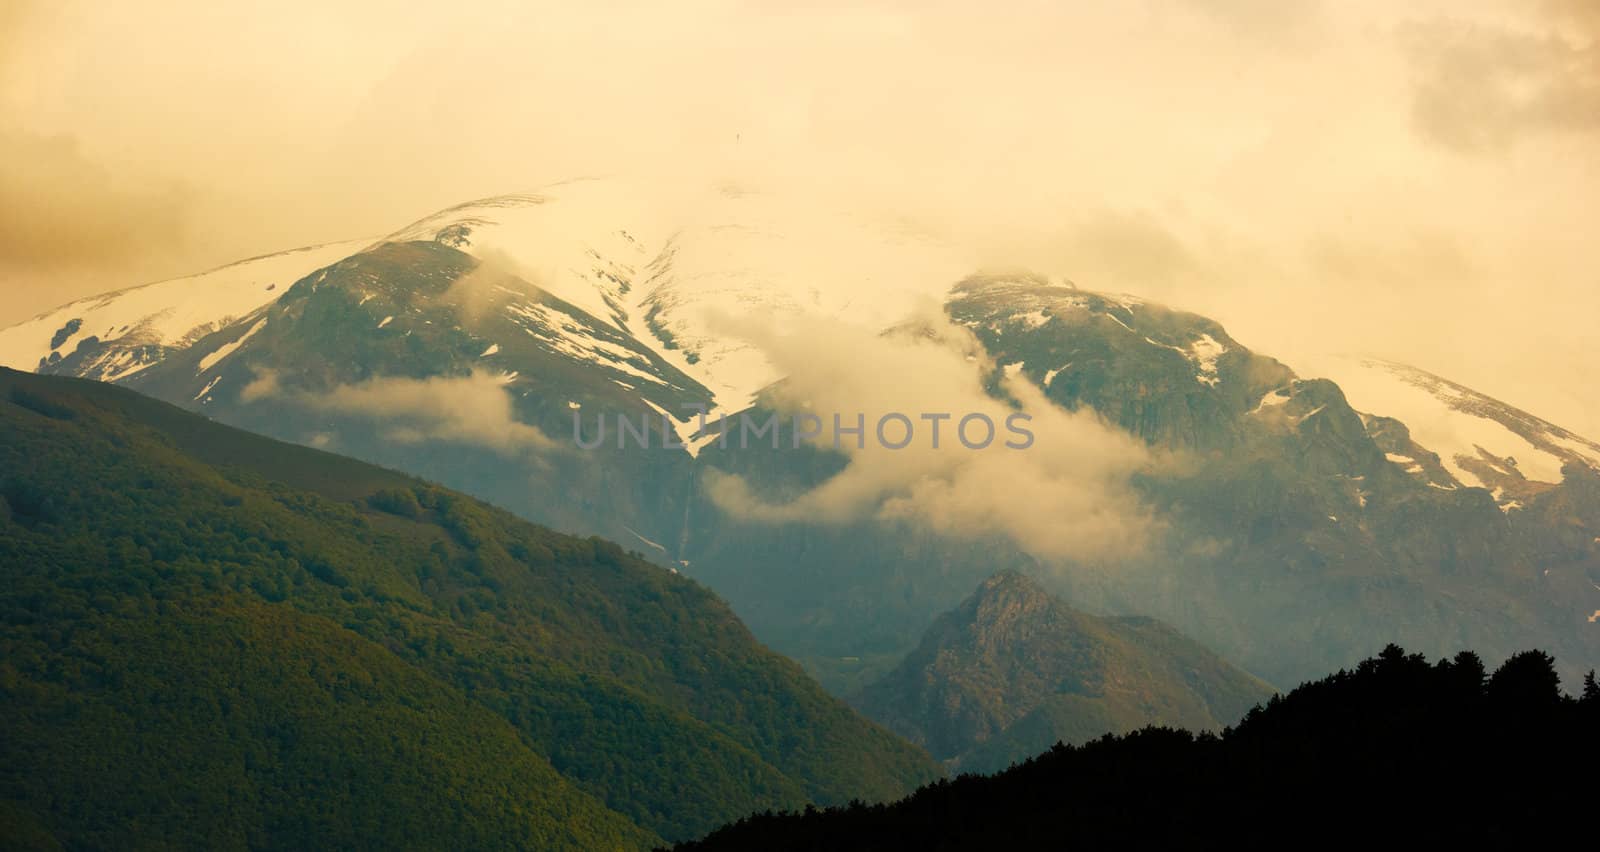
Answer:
[1487,650,1562,707]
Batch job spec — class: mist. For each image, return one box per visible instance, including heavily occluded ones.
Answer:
[243,368,558,456]
[702,308,1157,563]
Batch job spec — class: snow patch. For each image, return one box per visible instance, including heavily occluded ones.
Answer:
[1011,310,1050,329]
[1188,333,1224,387]
[1295,405,1326,426]
[1104,313,1136,334]
[101,351,156,382]
[507,302,673,388]
[624,526,669,555]
[1251,388,1291,414]
[197,318,267,374]
[1547,433,1600,468]
[1385,453,1415,465]
[193,376,221,401]
[1143,331,1225,386]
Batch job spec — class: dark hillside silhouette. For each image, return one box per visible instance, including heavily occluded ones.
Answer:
[680,645,1600,849]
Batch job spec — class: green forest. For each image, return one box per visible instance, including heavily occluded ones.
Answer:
[0,369,939,849]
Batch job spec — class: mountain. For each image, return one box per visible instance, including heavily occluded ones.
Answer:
[1,182,971,420]
[0,240,371,382]
[3,180,1598,695]
[372,182,972,411]
[0,368,940,847]
[680,646,1600,849]
[1314,356,1600,507]
[931,275,1599,677]
[109,238,713,550]
[683,272,1600,689]
[855,571,1274,774]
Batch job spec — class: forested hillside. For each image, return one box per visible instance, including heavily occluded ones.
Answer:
[0,368,940,848]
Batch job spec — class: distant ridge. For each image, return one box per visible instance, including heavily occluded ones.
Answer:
[856,571,1273,773]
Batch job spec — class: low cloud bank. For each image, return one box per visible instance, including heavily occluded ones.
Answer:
[245,368,555,456]
[702,306,1158,564]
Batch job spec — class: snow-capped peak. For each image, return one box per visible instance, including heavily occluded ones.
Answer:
[0,240,369,381]
[1310,356,1600,490]
[379,178,975,413]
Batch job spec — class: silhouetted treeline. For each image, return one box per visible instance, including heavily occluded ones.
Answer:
[678,645,1600,849]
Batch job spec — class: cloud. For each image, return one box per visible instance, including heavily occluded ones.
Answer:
[1172,0,1325,45]
[239,368,282,403]
[1304,229,1477,290]
[0,2,196,319]
[1546,0,1600,40]
[1,0,1596,441]
[0,128,189,269]
[1401,12,1600,153]
[246,369,557,456]
[441,249,536,327]
[701,307,1157,564]
[1051,210,1205,294]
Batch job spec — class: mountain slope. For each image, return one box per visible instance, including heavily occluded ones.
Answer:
[0,368,940,846]
[4,184,1599,695]
[1315,356,1600,504]
[682,646,1600,849]
[942,275,1600,682]
[855,571,1274,773]
[377,181,972,411]
[679,273,1600,690]
[0,240,370,382]
[123,238,711,551]
[1,597,652,851]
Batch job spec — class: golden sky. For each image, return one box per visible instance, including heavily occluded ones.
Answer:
[2,0,1597,434]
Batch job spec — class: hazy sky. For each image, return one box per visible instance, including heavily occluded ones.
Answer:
[2,0,1597,434]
